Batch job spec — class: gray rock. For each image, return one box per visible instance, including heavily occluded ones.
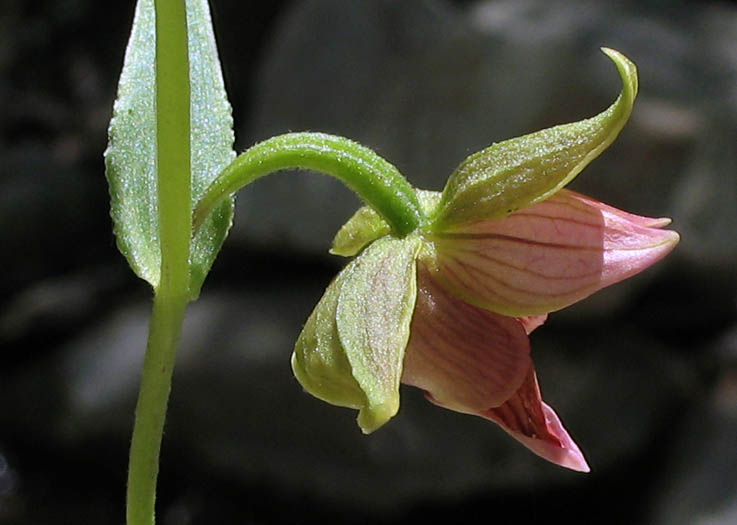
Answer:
[9,283,683,510]
[651,326,737,525]
[671,120,737,276]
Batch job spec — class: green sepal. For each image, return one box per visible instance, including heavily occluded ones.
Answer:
[104,0,235,296]
[292,270,368,412]
[432,48,638,230]
[337,235,422,432]
[293,235,422,433]
[330,206,391,257]
[331,190,442,257]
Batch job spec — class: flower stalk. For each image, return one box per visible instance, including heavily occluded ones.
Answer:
[193,132,425,238]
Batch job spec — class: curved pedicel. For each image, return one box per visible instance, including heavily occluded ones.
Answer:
[193,132,425,238]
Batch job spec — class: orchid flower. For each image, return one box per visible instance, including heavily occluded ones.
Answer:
[290,49,679,472]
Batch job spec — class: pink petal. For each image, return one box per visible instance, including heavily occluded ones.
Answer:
[426,189,679,316]
[517,315,548,334]
[572,192,673,228]
[481,366,590,472]
[401,265,532,413]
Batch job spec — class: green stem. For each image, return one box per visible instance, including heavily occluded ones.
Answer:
[193,132,425,237]
[154,0,191,275]
[127,0,191,524]
[126,290,188,525]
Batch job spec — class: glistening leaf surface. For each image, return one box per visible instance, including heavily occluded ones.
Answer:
[104,0,235,294]
[185,0,236,298]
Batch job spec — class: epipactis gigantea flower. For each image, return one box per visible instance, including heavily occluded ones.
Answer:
[291,49,679,472]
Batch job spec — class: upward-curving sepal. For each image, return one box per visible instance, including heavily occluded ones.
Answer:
[432,48,638,230]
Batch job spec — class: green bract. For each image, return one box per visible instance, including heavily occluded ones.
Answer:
[105,0,235,297]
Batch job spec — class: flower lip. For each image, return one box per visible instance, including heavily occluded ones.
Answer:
[482,388,591,473]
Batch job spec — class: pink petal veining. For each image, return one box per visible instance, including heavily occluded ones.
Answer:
[402,265,532,413]
[482,367,590,472]
[427,189,679,316]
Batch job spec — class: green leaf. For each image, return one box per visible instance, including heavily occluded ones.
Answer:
[186,0,236,298]
[336,235,422,433]
[432,48,638,230]
[104,0,235,295]
[104,0,159,287]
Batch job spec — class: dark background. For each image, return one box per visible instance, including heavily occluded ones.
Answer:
[1,0,737,523]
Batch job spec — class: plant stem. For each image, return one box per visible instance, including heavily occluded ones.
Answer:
[154,0,191,274]
[126,290,188,525]
[127,0,191,524]
[193,132,425,237]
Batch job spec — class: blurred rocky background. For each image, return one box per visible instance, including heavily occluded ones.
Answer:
[1,0,736,523]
